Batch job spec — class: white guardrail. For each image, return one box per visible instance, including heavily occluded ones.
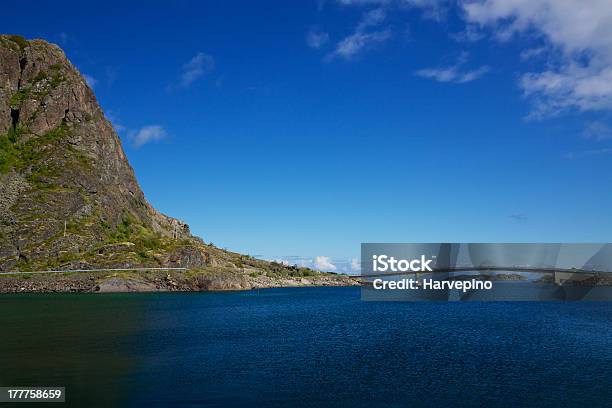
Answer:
[0,267,188,275]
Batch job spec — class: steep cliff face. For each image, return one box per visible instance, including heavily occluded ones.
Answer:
[0,35,201,271]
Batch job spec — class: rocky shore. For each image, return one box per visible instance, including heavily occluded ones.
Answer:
[0,268,360,293]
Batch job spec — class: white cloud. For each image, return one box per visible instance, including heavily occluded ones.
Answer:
[314,256,337,271]
[182,52,214,86]
[520,65,612,118]
[338,0,449,20]
[415,65,489,83]
[268,256,364,273]
[450,25,485,42]
[325,1,454,60]
[83,74,97,88]
[402,0,450,21]
[168,52,214,91]
[520,46,547,61]
[415,52,489,83]
[356,7,387,30]
[331,0,612,118]
[306,28,330,48]
[582,121,612,141]
[330,29,392,60]
[327,8,392,60]
[295,258,314,267]
[462,0,612,117]
[129,125,167,147]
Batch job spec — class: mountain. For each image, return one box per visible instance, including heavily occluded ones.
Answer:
[0,35,355,291]
[0,34,201,271]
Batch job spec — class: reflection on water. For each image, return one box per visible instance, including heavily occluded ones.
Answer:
[1,288,611,408]
[0,294,146,407]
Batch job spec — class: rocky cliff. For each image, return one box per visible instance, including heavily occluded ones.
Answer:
[0,35,206,271]
[0,35,354,290]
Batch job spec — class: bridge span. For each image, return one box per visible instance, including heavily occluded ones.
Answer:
[351,266,611,285]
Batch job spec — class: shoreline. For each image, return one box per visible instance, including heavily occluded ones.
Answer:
[0,269,360,294]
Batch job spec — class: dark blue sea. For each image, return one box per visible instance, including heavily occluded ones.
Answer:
[1,287,611,407]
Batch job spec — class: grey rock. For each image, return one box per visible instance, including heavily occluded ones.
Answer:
[0,35,203,270]
[96,277,161,293]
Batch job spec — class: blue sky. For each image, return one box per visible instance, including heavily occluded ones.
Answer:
[5,0,612,272]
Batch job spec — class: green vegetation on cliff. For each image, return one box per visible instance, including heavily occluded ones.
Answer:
[0,124,79,181]
[1,35,28,52]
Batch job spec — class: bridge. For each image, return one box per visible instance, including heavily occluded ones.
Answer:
[351,266,611,285]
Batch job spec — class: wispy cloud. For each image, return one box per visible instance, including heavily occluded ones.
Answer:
[319,1,455,60]
[582,121,612,141]
[329,29,392,60]
[415,52,489,83]
[564,148,612,160]
[83,74,97,88]
[356,7,387,30]
[182,52,214,86]
[403,0,450,21]
[106,110,126,132]
[129,125,167,147]
[327,8,392,60]
[463,0,612,118]
[168,52,214,91]
[520,46,547,61]
[306,27,330,49]
[415,65,489,83]
[106,110,169,149]
[329,0,612,119]
[450,25,485,43]
[338,0,450,21]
